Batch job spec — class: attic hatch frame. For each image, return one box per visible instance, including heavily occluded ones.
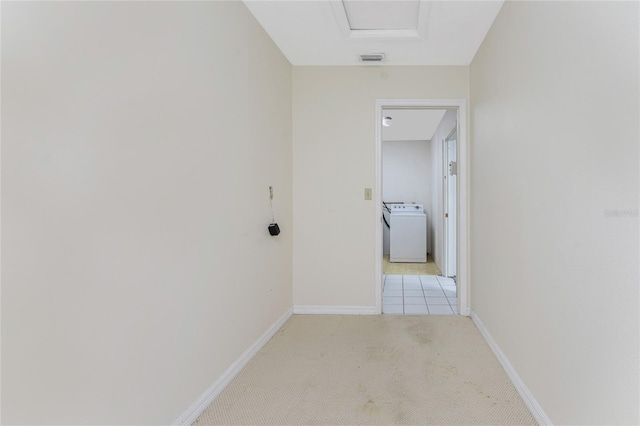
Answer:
[374,99,469,316]
[330,0,431,41]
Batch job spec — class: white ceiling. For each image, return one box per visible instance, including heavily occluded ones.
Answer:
[243,1,504,66]
[382,109,448,141]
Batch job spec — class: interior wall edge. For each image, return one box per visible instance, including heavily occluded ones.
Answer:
[470,310,552,425]
[173,307,294,426]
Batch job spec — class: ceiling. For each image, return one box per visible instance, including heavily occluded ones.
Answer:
[243,1,504,66]
[382,109,448,142]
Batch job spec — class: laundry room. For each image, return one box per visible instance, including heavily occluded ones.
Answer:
[382,108,447,275]
[381,106,459,315]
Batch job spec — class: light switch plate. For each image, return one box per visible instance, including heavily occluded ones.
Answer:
[364,187,372,200]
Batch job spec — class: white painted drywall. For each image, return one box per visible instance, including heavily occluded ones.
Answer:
[1,2,292,424]
[428,109,457,272]
[292,67,469,306]
[382,140,433,254]
[470,2,639,424]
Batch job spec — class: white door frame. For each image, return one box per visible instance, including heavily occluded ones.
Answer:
[443,126,458,278]
[375,99,469,316]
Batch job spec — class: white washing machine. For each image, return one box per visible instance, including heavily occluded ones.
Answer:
[390,204,427,263]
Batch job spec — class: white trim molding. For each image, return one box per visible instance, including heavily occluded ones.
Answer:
[293,305,377,315]
[470,311,553,426]
[375,99,469,317]
[173,307,293,425]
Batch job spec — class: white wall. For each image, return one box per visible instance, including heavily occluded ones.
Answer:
[292,67,468,307]
[470,2,639,424]
[1,2,292,424]
[429,109,457,272]
[382,140,433,254]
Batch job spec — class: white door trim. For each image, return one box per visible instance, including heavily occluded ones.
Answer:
[375,99,469,316]
[443,125,458,278]
[442,136,449,277]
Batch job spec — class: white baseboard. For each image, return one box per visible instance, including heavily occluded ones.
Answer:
[173,307,293,425]
[293,305,377,315]
[470,310,552,426]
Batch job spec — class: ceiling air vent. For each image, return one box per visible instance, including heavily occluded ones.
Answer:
[359,53,386,63]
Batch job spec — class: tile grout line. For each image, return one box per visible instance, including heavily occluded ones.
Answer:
[431,275,453,315]
[436,275,457,314]
[419,275,430,314]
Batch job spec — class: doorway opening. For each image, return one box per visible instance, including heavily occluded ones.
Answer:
[375,99,468,316]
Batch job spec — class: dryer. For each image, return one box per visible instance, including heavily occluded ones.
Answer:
[390,204,427,263]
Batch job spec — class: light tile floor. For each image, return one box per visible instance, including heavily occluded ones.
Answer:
[383,274,458,315]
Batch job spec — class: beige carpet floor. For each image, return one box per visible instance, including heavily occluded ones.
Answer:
[383,254,442,276]
[195,315,535,425]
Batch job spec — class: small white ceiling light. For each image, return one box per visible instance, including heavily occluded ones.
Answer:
[382,117,393,127]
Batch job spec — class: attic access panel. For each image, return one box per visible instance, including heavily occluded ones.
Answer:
[331,0,430,40]
[342,0,419,30]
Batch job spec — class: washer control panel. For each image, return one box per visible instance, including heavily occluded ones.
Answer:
[390,204,424,213]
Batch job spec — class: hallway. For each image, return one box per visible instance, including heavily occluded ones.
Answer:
[194,315,536,425]
[2,2,637,425]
